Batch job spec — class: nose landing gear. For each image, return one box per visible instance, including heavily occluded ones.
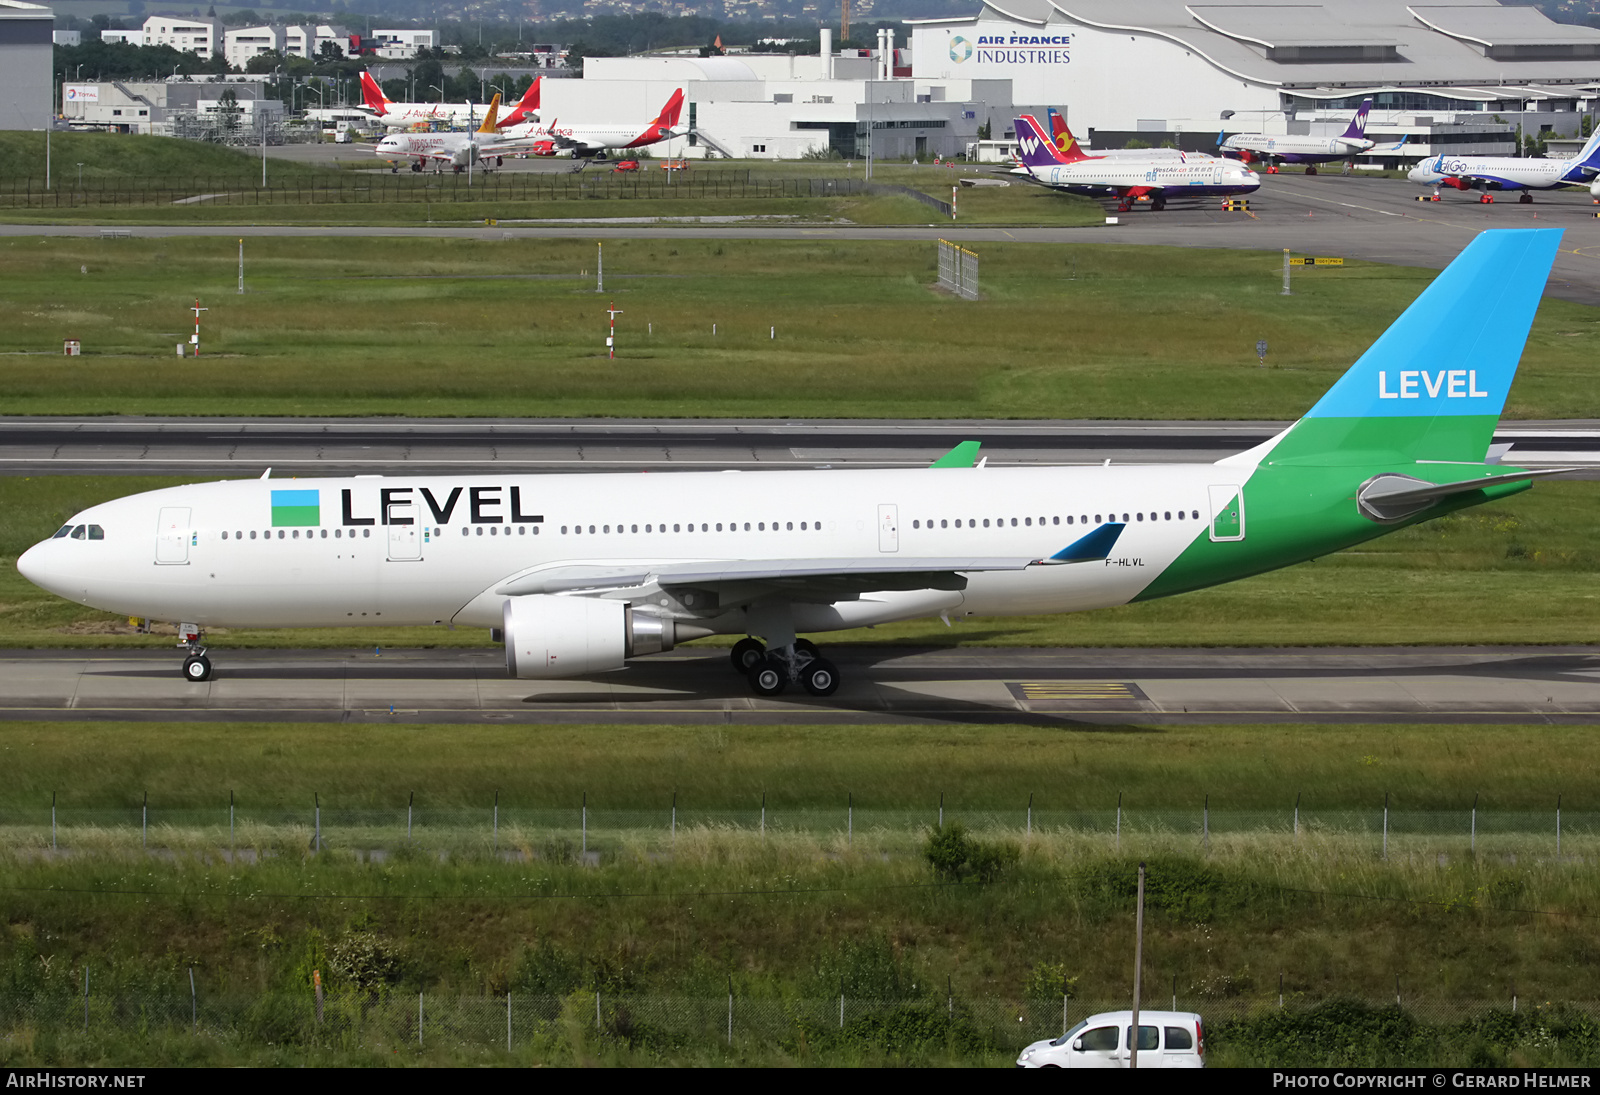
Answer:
[178,624,211,682]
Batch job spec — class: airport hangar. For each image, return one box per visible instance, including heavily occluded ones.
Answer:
[552,0,1600,166]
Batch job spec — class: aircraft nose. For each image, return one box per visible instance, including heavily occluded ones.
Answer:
[17,539,80,600]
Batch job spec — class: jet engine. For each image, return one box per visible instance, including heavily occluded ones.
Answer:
[1590,178,1600,199]
[502,595,681,679]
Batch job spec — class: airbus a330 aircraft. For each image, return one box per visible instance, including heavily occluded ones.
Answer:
[1011,114,1259,211]
[1219,99,1375,173]
[358,71,540,132]
[17,230,1564,700]
[1408,126,1600,203]
[498,88,685,159]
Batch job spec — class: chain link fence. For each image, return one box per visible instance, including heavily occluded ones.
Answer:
[1,989,1591,1058]
[0,173,925,210]
[4,797,1593,860]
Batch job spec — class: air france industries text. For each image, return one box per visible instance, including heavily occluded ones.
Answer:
[977,48,1071,64]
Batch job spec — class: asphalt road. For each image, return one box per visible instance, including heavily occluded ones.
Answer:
[7,173,1600,299]
[2,416,1594,477]
[4,644,1596,726]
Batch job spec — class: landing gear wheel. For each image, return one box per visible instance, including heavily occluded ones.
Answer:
[731,638,766,674]
[794,638,820,659]
[1305,165,1318,176]
[748,658,787,697]
[1152,199,1166,212]
[183,655,212,683]
[411,161,423,173]
[1519,193,1533,204]
[800,658,840,697]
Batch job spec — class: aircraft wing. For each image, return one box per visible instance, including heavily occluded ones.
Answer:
[492,525,1127,599]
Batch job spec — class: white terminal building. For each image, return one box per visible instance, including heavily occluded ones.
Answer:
[550,0,1598,164]
[908,0,1600,161]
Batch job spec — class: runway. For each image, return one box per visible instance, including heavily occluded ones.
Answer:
[3,645,1597,726]
[7,173,1600,300]
[3,416,1597,476]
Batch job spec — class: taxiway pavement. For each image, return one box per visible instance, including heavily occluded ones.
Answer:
[3,645,1596,726]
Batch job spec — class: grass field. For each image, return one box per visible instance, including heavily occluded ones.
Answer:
[0,132,1102,227]
[1,721,1599,1066]
[3,236,1599,420]
[2,474,1595,649]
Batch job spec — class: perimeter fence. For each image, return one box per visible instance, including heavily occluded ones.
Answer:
[2,989,1595,1060]
[0,173,943,210]
[3,794,1595,860]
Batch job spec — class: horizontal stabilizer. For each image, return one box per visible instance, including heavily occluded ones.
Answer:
[1043,522,1126,565]
[1357,468,1572,522]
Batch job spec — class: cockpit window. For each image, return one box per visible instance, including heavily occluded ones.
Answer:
[69,525,86,540]
[51,525,73,539]
[87,525,104,540]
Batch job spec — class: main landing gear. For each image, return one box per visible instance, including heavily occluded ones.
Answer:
[731,637,840,698]
[178,624,211,682]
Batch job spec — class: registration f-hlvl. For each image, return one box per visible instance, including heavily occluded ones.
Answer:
[1104,557,1145,567]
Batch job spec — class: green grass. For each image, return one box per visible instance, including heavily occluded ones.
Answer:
[2,475,1596,649]
[1,236,1597,419]
[0,132,1101,226]
[1,721,1599,1065]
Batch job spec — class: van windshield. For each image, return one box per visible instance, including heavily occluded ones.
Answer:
[1049,1020,1088,1048]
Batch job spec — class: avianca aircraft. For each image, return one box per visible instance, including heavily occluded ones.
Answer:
[500,88,685,159]
[358,70,539,132]
[1408,126,1600,203]
[1011,114,1258,212]
[17,230,1565,698]
[1220,99,1375,172]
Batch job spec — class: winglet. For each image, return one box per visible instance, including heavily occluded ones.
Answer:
[1042,522,1125,565]
[930,441,981,469]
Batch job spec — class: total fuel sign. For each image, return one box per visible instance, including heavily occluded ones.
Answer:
[64,85,99,103]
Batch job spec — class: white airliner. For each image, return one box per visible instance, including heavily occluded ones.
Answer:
[374,95,539,174]
[1219,99,1376,173]
[1408,126,1600,203]
[1011,114,1258,211]
[358,71,540,132]
[499,88,685,159]
[17,230,1565,699]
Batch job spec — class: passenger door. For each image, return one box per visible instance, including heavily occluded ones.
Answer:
[155,507,191,565]
[1208,484,1245,542]
[878,504,899,553]
[386,503,421,562]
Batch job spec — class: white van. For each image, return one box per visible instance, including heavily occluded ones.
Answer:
[1016,1010,1205,1068]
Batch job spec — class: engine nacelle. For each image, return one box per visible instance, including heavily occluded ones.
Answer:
[502,595,679,679]
[1590,178,1600,199]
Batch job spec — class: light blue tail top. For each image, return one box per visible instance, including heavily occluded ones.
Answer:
[1301,229,1560,422]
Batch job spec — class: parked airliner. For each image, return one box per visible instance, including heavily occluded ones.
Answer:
[1011,114,1258,211]
[1219,99,1375,172]
[1408,127,1600,203]
[17,230,1564,699]
[358,71,539,132]
[498,89,685,159]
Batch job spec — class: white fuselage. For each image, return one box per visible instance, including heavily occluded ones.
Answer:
[18,465,1233,634]
[1220,134,1373,162]
[1407,154,1588,192]
[1019,157,1260,197]
[365,102,480,129]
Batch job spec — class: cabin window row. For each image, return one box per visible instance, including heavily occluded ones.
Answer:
[220,528,377,540]
[555,521,820,535]
[910,510,1201,530]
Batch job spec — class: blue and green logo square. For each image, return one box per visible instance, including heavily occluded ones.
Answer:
[271,489,320,527]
